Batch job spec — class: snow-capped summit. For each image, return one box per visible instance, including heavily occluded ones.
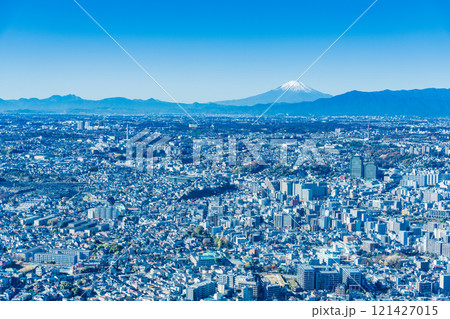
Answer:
[280,80,313,93]
[216,81,331,106]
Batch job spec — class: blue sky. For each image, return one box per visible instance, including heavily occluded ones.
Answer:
[0,0,449,102]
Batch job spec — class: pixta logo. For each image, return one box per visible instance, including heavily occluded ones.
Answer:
[126,130,171,174]
[127,131,326,173]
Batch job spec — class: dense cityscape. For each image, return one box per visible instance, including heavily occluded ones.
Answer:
[1,114,450,301]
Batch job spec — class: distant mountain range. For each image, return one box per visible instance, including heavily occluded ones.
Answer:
[1,86,450,117]
[267,88,450,117]
[0,94,186,114]
[216,81,331,106]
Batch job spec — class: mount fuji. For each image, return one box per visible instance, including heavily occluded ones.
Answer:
[215,80,332,106]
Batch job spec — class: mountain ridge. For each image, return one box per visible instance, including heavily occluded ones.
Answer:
[1,88,450,117]
[215,81,331,106]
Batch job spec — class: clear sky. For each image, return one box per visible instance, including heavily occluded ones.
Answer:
[1,0,449,102]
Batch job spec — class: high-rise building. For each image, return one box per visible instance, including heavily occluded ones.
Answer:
[274,213,294,229]
[439,274,450,295]
[280,180,294,196]
[318,216,331,230]
[341,267,362,289]
[294,182,328,200]
[76,120,84,130]
[398,231,411,246]
[316,270,340,291]
[265,284,282,300]
[87,206,119,220]
[364,162,377,180]
[186,281,216,301]
[416,281,432,296]
[350,156,363,178]
[375,223,387,235]
[297,264,315,290]
[235,276,260,299]
[298,265,342,291]
[242,286,253,301]
[401,172,440,187]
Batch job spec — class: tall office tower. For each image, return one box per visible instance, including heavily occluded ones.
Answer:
[273,213,294,229]
[76,120,84,130]
[364,162,377,180]
[297,264,315,290]
[280,179,294,196]
[350,156,363,178]
[242,286,253,301]
[440,274,450,295]
[274,213,284,229]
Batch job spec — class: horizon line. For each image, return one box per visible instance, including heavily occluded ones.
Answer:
[1,86,450,104]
